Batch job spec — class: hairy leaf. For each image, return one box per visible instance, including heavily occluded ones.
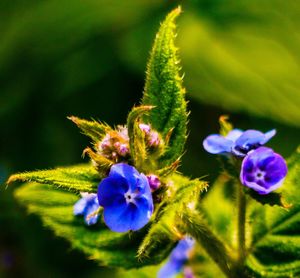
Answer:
[246,148,300,277]
[14,182,148,269]
[180,210,235,278]
[142,6,188,166]
[13,174,206,269]
[137,174,208,261]
[7,164,100,193]
[68,116,111,143]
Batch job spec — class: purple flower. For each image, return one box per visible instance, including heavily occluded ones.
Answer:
[97,163,153,232]
[74,193,100,225]
[203,129,276,157]
[158,237,195,278]
[147,174,161,191]
[240,147,288,195]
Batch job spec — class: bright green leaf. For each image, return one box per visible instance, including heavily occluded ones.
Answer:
[137,174,208,261]
[180,1,300,127]
[142,6,188,166]
[7,164,99,193]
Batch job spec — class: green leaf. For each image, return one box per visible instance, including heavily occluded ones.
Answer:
[68,116,111,143]
[142,6,188,165]
[13,174,206,269]
[7,164,99,193]
[246,148,300,277]
[137,174,208,261]
[14,182,149,269]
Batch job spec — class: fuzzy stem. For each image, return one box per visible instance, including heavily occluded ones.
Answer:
[237,182,246,264]
[179,210,234,278]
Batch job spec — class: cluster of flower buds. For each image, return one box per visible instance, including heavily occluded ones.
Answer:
[139,123,161,148]
[203,127,288,195]
[92,123,162,166]
[97,126,130,162]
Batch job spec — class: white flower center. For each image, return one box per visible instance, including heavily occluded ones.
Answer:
[255,170,265,180]
[124,191,139,204]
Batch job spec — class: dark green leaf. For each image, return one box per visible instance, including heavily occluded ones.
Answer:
[246,189,291,209]
[142,6,188,166]
[7,164,99,193]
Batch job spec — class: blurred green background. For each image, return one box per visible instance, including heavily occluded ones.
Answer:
[1,0,300,276]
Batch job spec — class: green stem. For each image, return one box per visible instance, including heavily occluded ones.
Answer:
[237,182,246,264]
[179,210,234,278]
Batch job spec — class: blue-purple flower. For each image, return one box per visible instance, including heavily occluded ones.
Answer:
[158,237,195,278]
[74,193,100,225]
[203,129,276,157]
[240,147,288,195]
[97,163,153,232]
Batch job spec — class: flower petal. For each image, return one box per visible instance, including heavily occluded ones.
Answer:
[261,129,276,144]
[158,237,195,278]
[203,134,233,154]
[74,198,87,216]
[135,173,151,196]
[97,176,128,207]
[225,129,243,141]
[103,198,129,232]
[235,130,265,147]
[158,259,183,278]
[131,197,153,231]
[84,199,100,226]
[109,163,139,189]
